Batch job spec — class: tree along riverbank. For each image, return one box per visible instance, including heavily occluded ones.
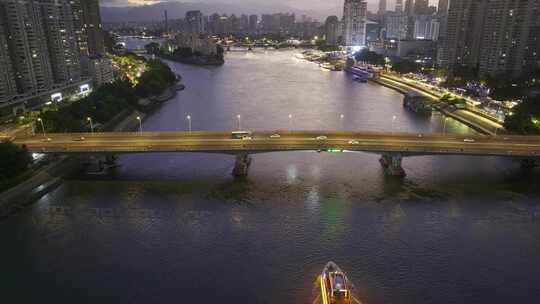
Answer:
[146,42,225,66]
[0,59,180,218]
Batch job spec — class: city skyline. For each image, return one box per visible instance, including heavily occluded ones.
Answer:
[100,0,441,13]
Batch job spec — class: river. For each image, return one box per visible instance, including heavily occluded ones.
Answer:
[2,48,540,304]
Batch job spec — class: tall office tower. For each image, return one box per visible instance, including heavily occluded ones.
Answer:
[40,0,81,84]
[248,14,258,33]
[80,0,104,56]
[438,0,449,14]
[405,0,415,16]
[1,0,53,94]
[185,10,205,34]
[325,16,341,46]
[342,0,367,46]
[442,0,487,71]
[0,18,17,101]
[479,0,539,77]
[395,0,404,13]
[378,0,387,14]
[414,0,430,14]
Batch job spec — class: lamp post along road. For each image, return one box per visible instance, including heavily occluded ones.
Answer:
[288,114,293,129]
[237,115,241,130]
[136,116,142,134]
[187,115,192,133]
[37,118,46,137]
[87,117,94,133]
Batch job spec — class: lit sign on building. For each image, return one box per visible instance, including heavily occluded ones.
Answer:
[51,92,63,102]
[80,84,90,94]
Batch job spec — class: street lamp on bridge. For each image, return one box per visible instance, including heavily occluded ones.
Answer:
[288,114,293,129]
[36,118,46,137]
[136,116,142,134]
[443,117,450,134]
[87,117,94,133]
[186,115,192,133]
[340,114,344,129]
[391,115,397,134]
[236,114,242,130]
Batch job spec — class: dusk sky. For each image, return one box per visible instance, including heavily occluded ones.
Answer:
[101,0,440,12]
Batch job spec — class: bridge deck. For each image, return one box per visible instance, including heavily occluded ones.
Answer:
[13,131,540,158]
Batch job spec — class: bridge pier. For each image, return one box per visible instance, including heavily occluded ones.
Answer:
[232,153,251,177]
[520,159,538,171]
[82,154,118,173]
[379,154,406,177]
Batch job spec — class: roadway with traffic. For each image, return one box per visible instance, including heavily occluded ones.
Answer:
[13,131,540,158]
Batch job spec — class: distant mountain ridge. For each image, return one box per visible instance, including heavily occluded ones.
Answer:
[100,2,330,23]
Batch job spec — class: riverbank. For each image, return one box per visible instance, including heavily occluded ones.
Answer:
[0,80,176,218]
[371,76,501,136]
[157,53,224,66]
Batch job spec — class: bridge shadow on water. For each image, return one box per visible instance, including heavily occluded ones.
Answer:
[62,151,540,209]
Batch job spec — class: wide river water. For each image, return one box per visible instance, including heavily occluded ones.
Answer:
[2,48,540,304]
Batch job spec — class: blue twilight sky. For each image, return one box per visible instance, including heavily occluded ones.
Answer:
[101,0,439,12]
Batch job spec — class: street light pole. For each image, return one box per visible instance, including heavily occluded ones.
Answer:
[186,115,192,133]
[237,114,241,130]
[340,114,344,130]
[288,114,293,130]
[391,115,397,134]
[443,117,449,134]
[136,116,142,134]
[37,118,46,137]
[87,117,94,133]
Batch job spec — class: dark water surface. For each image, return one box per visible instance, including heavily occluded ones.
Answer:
[2,49,540,304]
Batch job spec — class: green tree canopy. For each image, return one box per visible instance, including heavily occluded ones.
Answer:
[135,60,176,98]
[354,49,385,66]
[0,141,32,180]
[504,96,540,134]
[391,60,421,74]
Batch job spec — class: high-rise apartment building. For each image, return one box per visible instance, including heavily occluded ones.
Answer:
[405,0,415,16]
[395,0,404,13]
[0,16,17,102]
[414,15,440,41]
[378,0,387,14]
[342,0,367,47]
[438,0,450,14]
[414,0,430,14]
[186,10,205,34]
[443,0,539,78]
[248,15,258,33]
[385,12,408,40]
[442,0,488,71]
[479,0,539,77]
[0,0,108,108]
[40,0,81,84]
[1,0,54,94]
[325,16,341,46]
[79,0,104,56]
[70,0,88,58]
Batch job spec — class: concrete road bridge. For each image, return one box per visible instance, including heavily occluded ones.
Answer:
[13,130,540,177]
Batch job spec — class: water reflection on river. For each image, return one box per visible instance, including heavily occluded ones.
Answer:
[2,48,540,304]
